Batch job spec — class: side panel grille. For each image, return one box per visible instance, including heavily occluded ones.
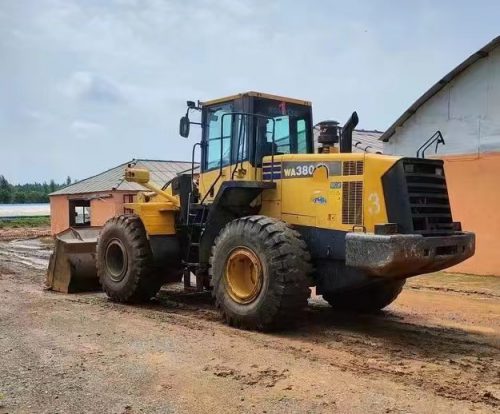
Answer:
[343,161,364,175]
[342,181,363,225]
[403,160,453,235]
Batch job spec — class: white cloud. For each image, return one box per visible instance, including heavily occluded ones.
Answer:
[59,71,125,104]
[70,119,106,140]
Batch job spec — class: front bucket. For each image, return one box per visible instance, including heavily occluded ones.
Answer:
[46,227,102,293]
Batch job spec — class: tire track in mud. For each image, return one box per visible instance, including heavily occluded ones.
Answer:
[63,290,500,408]
[408,284,500,299]
[242,308,500,408]
[0,239,51,271]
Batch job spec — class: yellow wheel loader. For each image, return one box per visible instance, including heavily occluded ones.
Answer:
[49,91,475,331]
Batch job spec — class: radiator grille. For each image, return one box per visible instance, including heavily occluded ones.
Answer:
[342,181,363,225]
[403,160,453,236]
[343,161,364,175]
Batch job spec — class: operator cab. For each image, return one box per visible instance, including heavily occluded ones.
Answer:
[180,92,314,174]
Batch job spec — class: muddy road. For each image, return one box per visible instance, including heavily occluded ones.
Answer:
[0,234,499,413]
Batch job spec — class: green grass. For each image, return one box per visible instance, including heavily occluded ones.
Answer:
[0,216,51,229]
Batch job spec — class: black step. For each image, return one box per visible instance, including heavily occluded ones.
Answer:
[410,203,450,209]
[407,183,447,190]
[409,192,449,199]
[412,213,452,218]
[405,173,445,179]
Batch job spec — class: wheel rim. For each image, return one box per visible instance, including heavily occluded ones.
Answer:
[105,239,128,282]
[224,247,263,304]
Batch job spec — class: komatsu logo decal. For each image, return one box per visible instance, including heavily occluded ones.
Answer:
[281,161,341,178]
[312,195,327,204]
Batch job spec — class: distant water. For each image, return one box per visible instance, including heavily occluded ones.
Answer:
[0,203,50,218]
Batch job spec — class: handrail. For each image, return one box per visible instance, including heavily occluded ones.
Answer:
[232,115,246,179]
[416,130,445,158]
[199,112,276,205]
[191,142,201,193]
[230,113,276,180]
[220,112,276,180]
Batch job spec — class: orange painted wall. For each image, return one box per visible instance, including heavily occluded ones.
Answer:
[90,195,119,227]
[50,191,137,235]
[50,195,70,235]
[443,152,500,275]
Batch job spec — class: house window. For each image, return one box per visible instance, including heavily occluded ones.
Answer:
[69,200,91,227]
[123,194,135,214]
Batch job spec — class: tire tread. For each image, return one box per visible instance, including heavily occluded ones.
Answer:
[97,214,163,303]
[210,215,312,331]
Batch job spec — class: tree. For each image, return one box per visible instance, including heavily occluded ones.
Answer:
[66,176,72,186]
[0,175,12,203]
[13,192,26,203]
[0,175,9,190]
[0,176,69,204]
[0,189,11,203]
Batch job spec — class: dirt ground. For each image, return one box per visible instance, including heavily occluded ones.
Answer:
[0,228,499,414]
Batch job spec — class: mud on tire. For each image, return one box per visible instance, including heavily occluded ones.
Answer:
[97,215,163,303]
[210,215,312,331]
[322,279,405,312]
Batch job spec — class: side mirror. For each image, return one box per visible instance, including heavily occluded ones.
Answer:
[179,116,190,138]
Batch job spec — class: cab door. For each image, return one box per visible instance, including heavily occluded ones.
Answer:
[198,101,233,202]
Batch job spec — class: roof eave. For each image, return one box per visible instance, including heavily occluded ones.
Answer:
[201,91,311,106]
[380,36,500,142]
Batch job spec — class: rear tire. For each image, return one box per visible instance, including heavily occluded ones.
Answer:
[210,216,312,331]
[322,280,405,312]
[97,215,163,303]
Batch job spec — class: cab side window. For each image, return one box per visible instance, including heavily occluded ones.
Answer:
[296,119,307,153]
[205,104,233,170]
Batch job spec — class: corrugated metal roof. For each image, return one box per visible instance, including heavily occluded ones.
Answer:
[50,159,194,196]
[380,36,500,142]
[351,130,384,153]
[314,128,384,153]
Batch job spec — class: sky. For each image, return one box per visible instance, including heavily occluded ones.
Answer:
[0,0,499,184]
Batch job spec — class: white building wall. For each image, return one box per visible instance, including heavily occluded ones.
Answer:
[385,45,500,156]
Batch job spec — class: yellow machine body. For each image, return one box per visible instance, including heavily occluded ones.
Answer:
[123,167,179,236]
[259,153,395,231]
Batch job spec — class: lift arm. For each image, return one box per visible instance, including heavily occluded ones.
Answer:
[124,167,180,207]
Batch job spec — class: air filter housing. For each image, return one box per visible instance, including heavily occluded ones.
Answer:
[316,120,340,145]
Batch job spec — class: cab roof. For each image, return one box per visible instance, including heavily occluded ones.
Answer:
[201,91,312,107]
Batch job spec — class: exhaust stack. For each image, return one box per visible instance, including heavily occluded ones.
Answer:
[340,111,359,153]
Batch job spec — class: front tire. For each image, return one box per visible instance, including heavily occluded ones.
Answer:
[322,280,405,312]
[210,216,312,331]
[97,215,163,303]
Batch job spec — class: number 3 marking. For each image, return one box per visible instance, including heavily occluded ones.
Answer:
[368,192,380,215]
